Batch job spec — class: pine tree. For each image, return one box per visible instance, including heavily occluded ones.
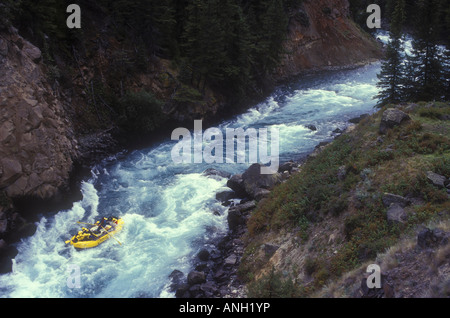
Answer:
[246,0,289,76]
[406,0,445,101]
[441,47,450,100]
[148,0,178,58]
[376,38,405,105]
[375,0,406,106]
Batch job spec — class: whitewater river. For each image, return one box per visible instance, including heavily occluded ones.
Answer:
[0,61,382,298]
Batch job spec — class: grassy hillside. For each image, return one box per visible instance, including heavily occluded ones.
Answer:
[238,101,450,297]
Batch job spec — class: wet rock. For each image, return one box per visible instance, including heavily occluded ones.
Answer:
[197,249,210,262]
[241,163,281,199]
[417,228,450,249]
[168,270,185,292]
[215,190,236,205]
[349,114,369,124]
[213,269,228,283]
[200,281,219,297]
[226,174,246,198]
[175,283,190,298]
[0,243,18,274]
[227,200,256,231]
[227,208,246,232]
[379,109,410,134]
[305,124,317,131]
[224,254,238,267]
[202,168,231,180]
[278,161,296,173]
[187,271,206,285]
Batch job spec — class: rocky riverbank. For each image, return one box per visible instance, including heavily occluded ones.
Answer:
[234,102,449,298]
[167,115,361,298]
[168,103,450,299]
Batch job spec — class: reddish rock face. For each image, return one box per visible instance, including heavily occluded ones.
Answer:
[275,0,382,81]
[0,28,79,200]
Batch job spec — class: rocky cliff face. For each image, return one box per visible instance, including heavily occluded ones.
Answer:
[0,27,79,202]
[275,0,382,80]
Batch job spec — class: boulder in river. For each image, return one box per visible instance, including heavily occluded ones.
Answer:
[227,201,256,232]
[226,174,247,198]
[349,114,369,124]
[215,190,236,206]
[187,271,206,285]
[241,163,282,199]
[202,168,231,180]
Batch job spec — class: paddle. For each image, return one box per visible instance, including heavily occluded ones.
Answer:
[73,221,123,246]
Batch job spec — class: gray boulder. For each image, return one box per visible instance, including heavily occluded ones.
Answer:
[241,163,281,199]
[379,109,410,134]
[386,204,408,224]
[226,174,247,198]
[227,201,256,231]
[278,161,296,173]
[417,228,450,249]
[350,114,369,124]
[187,271,206,285]
[426,171,447,189]
[382,193,410,208]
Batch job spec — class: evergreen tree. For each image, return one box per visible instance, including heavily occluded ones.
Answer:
[441,47,450,100]
[245,0,289,76]
[375,0,406,106]
[406,0,445,101]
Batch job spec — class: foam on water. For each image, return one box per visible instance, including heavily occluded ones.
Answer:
[1,61,383,298]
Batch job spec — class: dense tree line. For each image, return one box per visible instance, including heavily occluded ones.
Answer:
[1,0,302,102]
[375,0,450,106]
[0,0,305,134]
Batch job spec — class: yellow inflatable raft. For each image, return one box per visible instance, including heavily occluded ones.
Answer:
[66,217,124,249]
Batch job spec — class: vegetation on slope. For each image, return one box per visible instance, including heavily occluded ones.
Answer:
[239,101,450,297]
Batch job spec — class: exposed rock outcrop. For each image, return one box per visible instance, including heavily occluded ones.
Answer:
[0,27,79,201]
[275,0,382,81]
[379,108,411,134]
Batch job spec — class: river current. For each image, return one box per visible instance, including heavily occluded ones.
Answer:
[0,60,382,298]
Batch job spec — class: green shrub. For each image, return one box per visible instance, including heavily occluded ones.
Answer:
[418,106,450,120]
[247,267,302,298]
[173,84,203,103]
[304,257,318,276]
[114,90,166,135]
